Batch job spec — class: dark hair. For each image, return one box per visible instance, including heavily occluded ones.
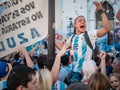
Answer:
[37,55,47,69]
[14,52,20,61]
[66,82,92,90]
[61,55,69,66]
[111,56,114,61]
[116,53,120,57]
[7,65,36,90]
[114,28,120,33]
[105,54,111,63]
[12,62,20,67]
[45,57,55,71]
[94,56,101,66]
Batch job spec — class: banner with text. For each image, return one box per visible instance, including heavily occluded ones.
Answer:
[0,0,48,57]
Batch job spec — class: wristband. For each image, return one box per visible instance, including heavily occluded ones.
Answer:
[98,10,104,14]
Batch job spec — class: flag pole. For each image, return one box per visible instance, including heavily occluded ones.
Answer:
[48,0,55,58]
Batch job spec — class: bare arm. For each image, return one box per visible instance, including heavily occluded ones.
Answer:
[55,39,64,50]
[93,1,111,37]
[51,44,70,83]
[99,51,106,75]
[19,45,34,69]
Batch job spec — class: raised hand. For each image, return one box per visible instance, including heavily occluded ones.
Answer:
[40,44,44,51]
[57,43,70,57]
[99,51,106,75]
[93,1,103,11]
[18,45,34,68]
[99,51,106,61]
[18,45,27,58]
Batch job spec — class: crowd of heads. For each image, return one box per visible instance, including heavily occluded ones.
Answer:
[0,43,120,90]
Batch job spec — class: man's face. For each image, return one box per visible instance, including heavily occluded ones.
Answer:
[112,59,120,74]
[74,16,86,34]
[23,75,37,90]
[112,59,118,68]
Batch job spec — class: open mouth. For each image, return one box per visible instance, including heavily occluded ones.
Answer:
[80,26,85,28]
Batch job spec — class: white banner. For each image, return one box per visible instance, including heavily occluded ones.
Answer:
[0,0,48,57]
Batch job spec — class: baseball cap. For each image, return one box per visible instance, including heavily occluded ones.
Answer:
[0,62,9,78]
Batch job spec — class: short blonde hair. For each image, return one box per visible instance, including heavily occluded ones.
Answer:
[36,69,52,90]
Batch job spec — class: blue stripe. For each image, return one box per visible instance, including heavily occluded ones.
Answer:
[52,81,67,90]
[3,80,7,89]
[73,36,79,62]
[72,36,79,71]
[77,35,87,72]
[60,81,65,90]
[71,63,74,71]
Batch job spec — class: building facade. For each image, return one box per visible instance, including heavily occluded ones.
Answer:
[57,0,120,52]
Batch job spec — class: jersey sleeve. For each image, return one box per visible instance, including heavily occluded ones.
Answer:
[88,30,98,40]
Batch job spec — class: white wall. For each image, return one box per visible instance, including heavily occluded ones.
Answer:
[61,0,87,33]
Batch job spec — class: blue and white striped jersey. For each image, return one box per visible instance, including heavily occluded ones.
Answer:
[52,80,67,90]
[66,30,97,73]
[0,80,7,90]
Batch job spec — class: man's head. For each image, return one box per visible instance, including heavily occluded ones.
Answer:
[7,64,37,90]
[74,16,86,35]
[112,57,120,74]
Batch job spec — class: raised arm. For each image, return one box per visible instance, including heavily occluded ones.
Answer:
[55,39,64,50]
[51,44,70,83]
[93,1,111,37]
[18,45,34,69]
[99,51,106,75]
